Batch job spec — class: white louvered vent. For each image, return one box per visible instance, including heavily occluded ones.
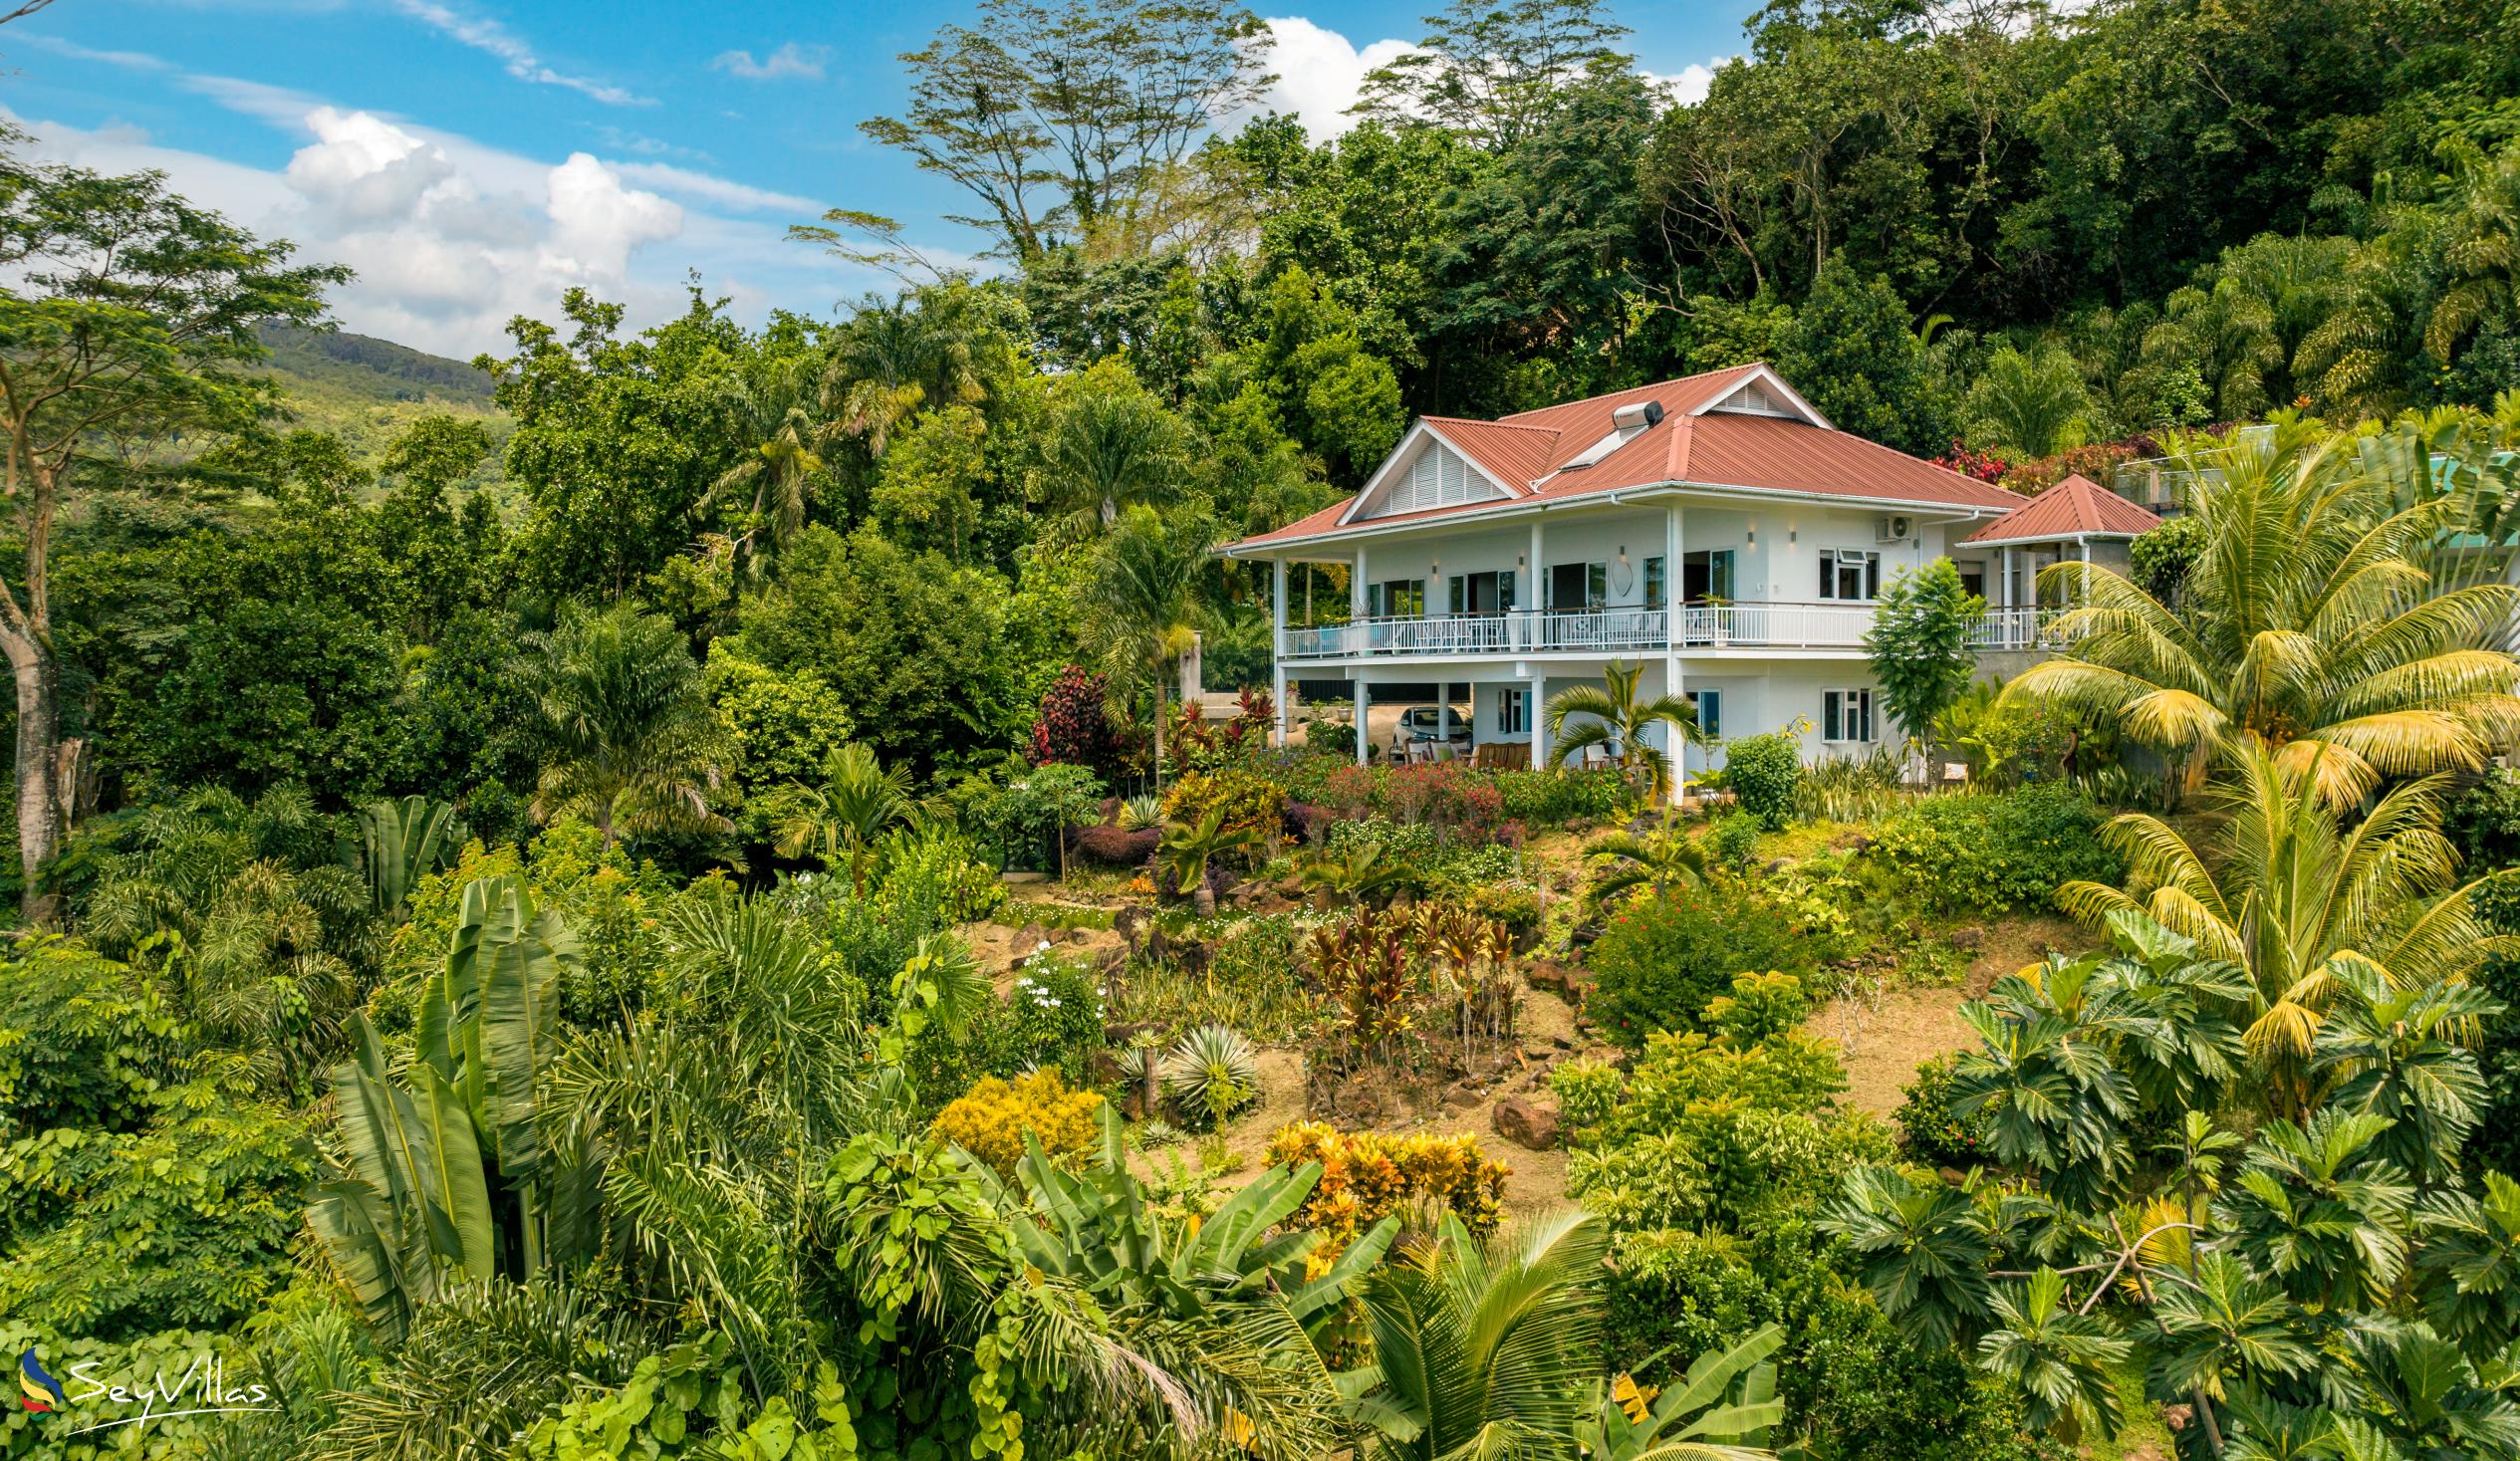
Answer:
[1361,437,1510,519]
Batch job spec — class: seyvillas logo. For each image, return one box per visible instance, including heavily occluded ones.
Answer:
[17,1348,65,1413]
[13,1346,276,1437]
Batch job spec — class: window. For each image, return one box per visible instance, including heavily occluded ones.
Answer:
[1682,549,1736,603]
[1369,579,1425,617]
[1449,570,1512,614]
[1958,564,1986,599]
[1820,549,1882,601]
[1686,688,1721,739]
[1496,688,1529,735]
[1822,689,1875,744]
[1549,562,1608,609]
[1643,555,1666,608]
[1678,689,1716,739]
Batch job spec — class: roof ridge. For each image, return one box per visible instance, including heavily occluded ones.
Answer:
[1494,363,1762,422]
[1422,415,1563,435]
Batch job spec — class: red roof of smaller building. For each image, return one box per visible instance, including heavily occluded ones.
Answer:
[1958,474,2161,545]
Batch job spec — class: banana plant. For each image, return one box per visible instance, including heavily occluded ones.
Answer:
[309,875,596,1341]
[1574,1322,1786,1461]
[979,1106,1396,1336]
[348,795,465,920]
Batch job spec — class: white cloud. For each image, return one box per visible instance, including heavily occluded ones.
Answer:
[710,42,830,82]
[388,0,652,107]
[1644,59,1729,109]
[1231,17,1417,141]
[0,94,887,358]
[612,160,818,215]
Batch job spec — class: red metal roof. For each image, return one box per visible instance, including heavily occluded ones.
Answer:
[1958,474,2161,545]
[1227,364,2026,552]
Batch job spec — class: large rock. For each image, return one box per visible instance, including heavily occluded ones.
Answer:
[1492,1096,1562,1151]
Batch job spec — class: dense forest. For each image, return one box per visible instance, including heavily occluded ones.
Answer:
[7,0,2520,1458]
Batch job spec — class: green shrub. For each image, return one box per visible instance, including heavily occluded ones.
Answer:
[1494,767,1623,824]
[1325,816,1439,863]
[1893,1053,1994,1168]
[1158,767,1286,846]
[970,763,1107,870]
[1585,885,1839,1047]
[2449,768,2520,872]
[1007,951,1108,1089]
[1724,734,1803,830]
[0,940,177,1136]
[1464,881,1546,940]
[1709,811,1762,869]
[1604,1225,2041,1461]
[1861,782,2121,915]
[1548,1059,1626,1146]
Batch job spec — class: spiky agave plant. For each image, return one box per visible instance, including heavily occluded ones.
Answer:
[1161,1024,1260,1130]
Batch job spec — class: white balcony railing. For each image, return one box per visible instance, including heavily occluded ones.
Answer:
[1282,605,2072,659]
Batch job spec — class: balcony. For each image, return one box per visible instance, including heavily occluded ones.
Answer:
[1281,605,2071,660]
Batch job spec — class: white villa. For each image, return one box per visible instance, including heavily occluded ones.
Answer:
[1220,363,2160,775]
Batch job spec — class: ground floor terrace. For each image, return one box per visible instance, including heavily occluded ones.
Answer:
[1286,655,1941,778]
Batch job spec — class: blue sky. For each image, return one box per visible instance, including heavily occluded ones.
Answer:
[4,0,1751,358]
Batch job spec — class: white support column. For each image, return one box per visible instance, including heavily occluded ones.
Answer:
[1664,500,1685,794]
[1355,678,1370,766]
[1527,516,1546,650]
[1271,557,1290,748]
[1352,546,1369,620]
[1438,681,1452,741]
[1530,673,1547,768]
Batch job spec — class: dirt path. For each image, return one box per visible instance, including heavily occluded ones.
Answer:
[1810,912,2095,1116]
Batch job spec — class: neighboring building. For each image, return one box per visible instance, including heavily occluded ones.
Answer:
[1221,363,2154,775]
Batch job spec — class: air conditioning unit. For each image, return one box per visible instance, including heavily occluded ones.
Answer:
[1875,515,1915,543]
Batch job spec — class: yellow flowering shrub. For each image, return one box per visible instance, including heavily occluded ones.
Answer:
[931,1070,1104,1175]
[1264,1122,1509,1241]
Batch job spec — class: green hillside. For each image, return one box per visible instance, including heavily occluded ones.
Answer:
[256,323,510,467]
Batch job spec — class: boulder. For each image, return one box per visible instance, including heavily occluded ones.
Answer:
[1948,925,1986,954]
[1491,1096,1561,1151]
[1011,922,1051,956]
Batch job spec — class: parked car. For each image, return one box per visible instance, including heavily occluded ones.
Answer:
[1389,704,1472,758]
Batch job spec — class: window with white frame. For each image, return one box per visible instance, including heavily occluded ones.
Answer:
[1495,688,1529,735]
[1369,579,1425,617]
[1822,688,1875,744]
[1686,688,1721,739]
[1820,549,1882,601]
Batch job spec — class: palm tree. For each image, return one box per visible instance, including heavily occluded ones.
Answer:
[1356,1209,1611,1460]
[1580,826,1709,910]
[1156,807,1262,917]
[525,603,730,851]
[1545,660,1702,805]
[2056,740,2510,1112]
[1043,360,1191,535]
[821,289,985,454]
[771,742,913,893]
[1299,841,1417,908]
[1083,505,1214,779]
[1965,345,2091,459]
[2001,418,2520,805]
[2141,234,2359,420]
[708,353,827,575]
[2425,138,2520,367]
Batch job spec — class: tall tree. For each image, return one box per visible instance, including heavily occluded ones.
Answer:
[1356,0,1633,151]
[1866,560,1984,754]
[0,148,342,918]
[525,603,730,850]
[860,0,1276,264]
[1083,505,1213,778]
